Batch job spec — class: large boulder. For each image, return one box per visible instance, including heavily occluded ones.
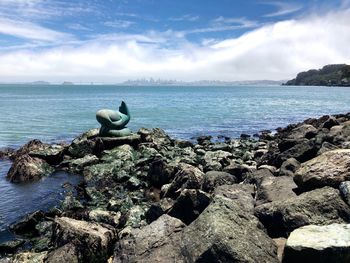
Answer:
[255,187,350,237]
[45,243,81,263]
[10,210,45,235]
[283,224,350,263]
[255,176,297,206]
[7,154,54,183]
[52,217,116,263]
[286,124,317,140]
[294,149,350,191]
[180,196,279,263]
[29,144,66,165]
[213,184,255,213]
[113,214,185,263]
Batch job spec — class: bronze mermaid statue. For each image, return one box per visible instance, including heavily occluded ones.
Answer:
[96,101,132,137]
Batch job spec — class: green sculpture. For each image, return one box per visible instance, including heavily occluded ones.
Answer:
[96,101,132,137]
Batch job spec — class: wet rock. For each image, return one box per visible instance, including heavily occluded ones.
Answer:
[15,139,46,158]
[68,129,103,158]
[113,215,185,263]
[174,139,193,148]
[294,149,350,191]
[7,154,54,183]
[163,163,204,198]
[340,181,350,206]
[167,189,211,225]
[255,176,297,206]
[213,184,255,213]
[0,239,25,254]
[240,133,251,139]
[283,224,350,263]
[196,135,212,146]
[0,147,15,160]
[52,217,116,263]
[279,158,300,177]
[61,194,84,211]
[202,171,237,192]
[180,196,279,263]
[10,210,44,235]
[255,187,350,237]
[29,144,66,165]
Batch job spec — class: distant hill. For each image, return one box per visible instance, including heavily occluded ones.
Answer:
[284,64,350,86]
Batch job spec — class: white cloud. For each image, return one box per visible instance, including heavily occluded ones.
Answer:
[0,18,73,42]
[0,8,349,82]
[103,20,135,29]
[169,14,199,22]
[264,1,302,17]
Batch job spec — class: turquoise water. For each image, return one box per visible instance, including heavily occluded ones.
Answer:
[1,84,350,242]
[1,85,350,148]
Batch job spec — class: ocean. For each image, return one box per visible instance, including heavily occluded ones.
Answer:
[1,84,350,242]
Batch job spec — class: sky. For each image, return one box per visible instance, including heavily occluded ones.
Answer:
[0,0,350,83]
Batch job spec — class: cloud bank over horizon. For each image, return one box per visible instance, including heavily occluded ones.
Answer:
[0,0,349,83]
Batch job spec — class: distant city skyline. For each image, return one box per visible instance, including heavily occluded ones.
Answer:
[0,0,349,82]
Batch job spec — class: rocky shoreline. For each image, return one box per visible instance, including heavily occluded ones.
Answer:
[1,113,350,262]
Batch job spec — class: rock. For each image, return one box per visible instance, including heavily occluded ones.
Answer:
[100,144,135,163]
[255,187,350,237]
[196,135,212,146]
[273,238,286,262]
[100,134,141,150]
[202,171,237,192]
[0,239,25,254]
[7,154,54,183]
[68,132,103,158]
[283,224,350,263]
[255,176,297,206]
[174,139,193,148]
[148,159,176,188]
[294,149,350,191]
[89,209,121,226]
[45,243,81,263]
[167,189,211,225]
[240,133,251,139]
[61,194,84,211]
[10,210,44,235]
[244,168,274,185]
[14,139,46,158]
[138,128,172,149]
[258,164,277,174]
[287,124,317,140]
[0,147,15,159]
[29,144,66,165]
[223,163,254,182]
[163,163,204,198]
[340,181,350,206]
[61,154,99,173]
[52,217,116,262]
[203,150,232,171]
[322,116,339,129]
[317,141,339,155]
[12,252,47,263]
[279,158,300,177]
[113,215,185,263]
[213,184,255,213]
[180,196,279,263]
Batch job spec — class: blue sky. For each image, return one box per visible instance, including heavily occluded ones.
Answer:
[0,0,349,82]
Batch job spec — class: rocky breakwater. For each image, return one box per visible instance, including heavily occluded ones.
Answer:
[1,113,350,262]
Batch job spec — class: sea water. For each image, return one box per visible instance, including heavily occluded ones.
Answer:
[1,84,350,242]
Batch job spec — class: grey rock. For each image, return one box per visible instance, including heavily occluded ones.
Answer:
[283,224,350,263]
[340,181,350,206]
[180,196,279,263]
[255,176,297,206]
[255,187,350,237]
[7,154,54,183]
[113,214,185,263]
[202,171,237,192]
[52,217,116,263]
[294,149,350,191]
[279,158,300,177]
